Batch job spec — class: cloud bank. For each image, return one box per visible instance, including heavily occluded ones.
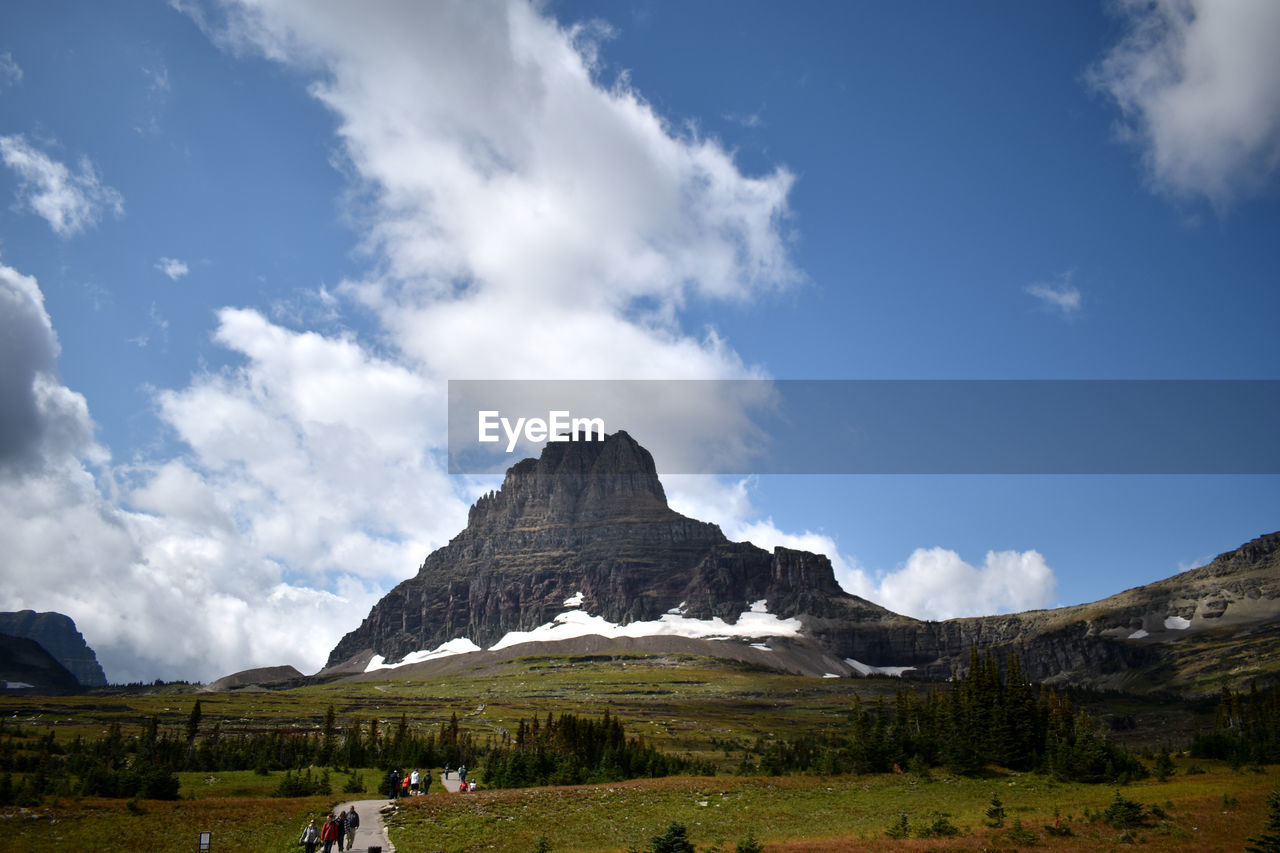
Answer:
[1090,0,1280,208]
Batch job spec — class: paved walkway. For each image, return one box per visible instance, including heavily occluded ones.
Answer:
[332,798,396,853]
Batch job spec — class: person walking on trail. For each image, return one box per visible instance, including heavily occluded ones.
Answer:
[299,817,320,853]
[320,813,341,853]
[345,804,360,849]
[410,767,420,794]
[388,768,401,800]
[459,764,467,786]
[336,809,348,852]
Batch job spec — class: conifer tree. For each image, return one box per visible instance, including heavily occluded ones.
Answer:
[1246,789,1280,853]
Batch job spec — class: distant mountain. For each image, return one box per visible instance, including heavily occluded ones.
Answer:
[0,633,82,695]
[201,664,304,692]
[326,432,1278,696]
[0,611,106,687]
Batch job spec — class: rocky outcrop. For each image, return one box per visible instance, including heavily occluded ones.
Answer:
[0,633,83,694]
[327,431,892,668]
[328,431,1280,695]
[202,664,305,692]
[0,611,106,687]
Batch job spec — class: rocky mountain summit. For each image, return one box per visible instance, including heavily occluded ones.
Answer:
[0,610,106,688]
[327,432,1278,695]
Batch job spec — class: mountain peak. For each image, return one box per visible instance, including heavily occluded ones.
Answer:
[466,430,669,532]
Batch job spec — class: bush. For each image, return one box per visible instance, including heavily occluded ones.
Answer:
[735,836,764,853]
[917,812,959,838]
[883,814,909,839]
[647,823,694,853]
[1102,791,1148,829]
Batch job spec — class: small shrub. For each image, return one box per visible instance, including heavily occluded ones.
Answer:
[343,771,366,794]
[1185,763,1206,775]
[884,814,909,839]
[533,834,552,853]
[917,811,959,838]
[1003,817,1038,845]
[1103,791,1148,829]
[647,822,694,853]
[735,835,764,853]
[985,792,1005,827]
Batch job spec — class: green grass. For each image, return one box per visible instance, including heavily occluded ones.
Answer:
[4,795,328,852]
[387,762,1280,852]
[0,651,1273,851]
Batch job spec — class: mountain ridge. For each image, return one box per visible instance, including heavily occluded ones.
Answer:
[324,432,1278,696]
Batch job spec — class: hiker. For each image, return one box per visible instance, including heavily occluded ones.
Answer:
[345,805,359,849]
[336,809,348,852]
[459,764,467,786]
[410,767,420,794]
[299,817,320,853]
[388,768,400,800]
[320,813,341,853]
[401,770,411,797]
[422,769,431,794]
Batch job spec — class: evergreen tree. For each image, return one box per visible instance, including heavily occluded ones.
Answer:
[185,699,202,744]
[1246,789,1280,853]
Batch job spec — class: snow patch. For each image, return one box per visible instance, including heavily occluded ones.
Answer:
[845,658,916,677]
[1129,629,1150,639]
[749,643,772,651]
[749,599,769,613]
[822,673,841,679]
[490,603,802,651]
[1164,615,1191,630]
[667,601,688,615]
[364,638,483,671]
[2,681,34,690]
[563,591,584,608]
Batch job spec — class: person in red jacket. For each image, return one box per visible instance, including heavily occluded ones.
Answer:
[320,813,341,853]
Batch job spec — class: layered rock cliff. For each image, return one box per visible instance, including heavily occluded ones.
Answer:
[328,432,1279,695]
[327,431,891,668]
[0,611,107,687]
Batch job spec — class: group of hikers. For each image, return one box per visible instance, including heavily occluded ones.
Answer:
[387,764,474,797]
[297,766,480,850]
[298,805,359,853]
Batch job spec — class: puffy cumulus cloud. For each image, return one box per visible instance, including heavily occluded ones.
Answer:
[1090,0,1280,209]
[875,547,1058,621]
[1,260,453,682]
[0,260,95,470]
[0,135,124,237]
[153,307,468,584]
[199,0,796,383]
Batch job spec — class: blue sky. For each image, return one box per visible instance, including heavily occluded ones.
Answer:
[1,0,1277,683]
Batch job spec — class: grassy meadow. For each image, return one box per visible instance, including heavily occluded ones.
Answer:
[1,652,1276,851]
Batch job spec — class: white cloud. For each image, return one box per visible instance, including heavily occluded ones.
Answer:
[1,259,459,682]
[155,257,189,280]
[669,476,1057,621]
[0,52,20,89]
[0,135,125,237]
[874,547,1058,621]
[1025,273,1082,317]
[1089,0,1280,209]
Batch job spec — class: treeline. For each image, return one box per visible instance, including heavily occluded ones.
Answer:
[0,703,484,805]
[1191,683,1280,766]
[483,710,714,788]
[743,648,1146,783]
